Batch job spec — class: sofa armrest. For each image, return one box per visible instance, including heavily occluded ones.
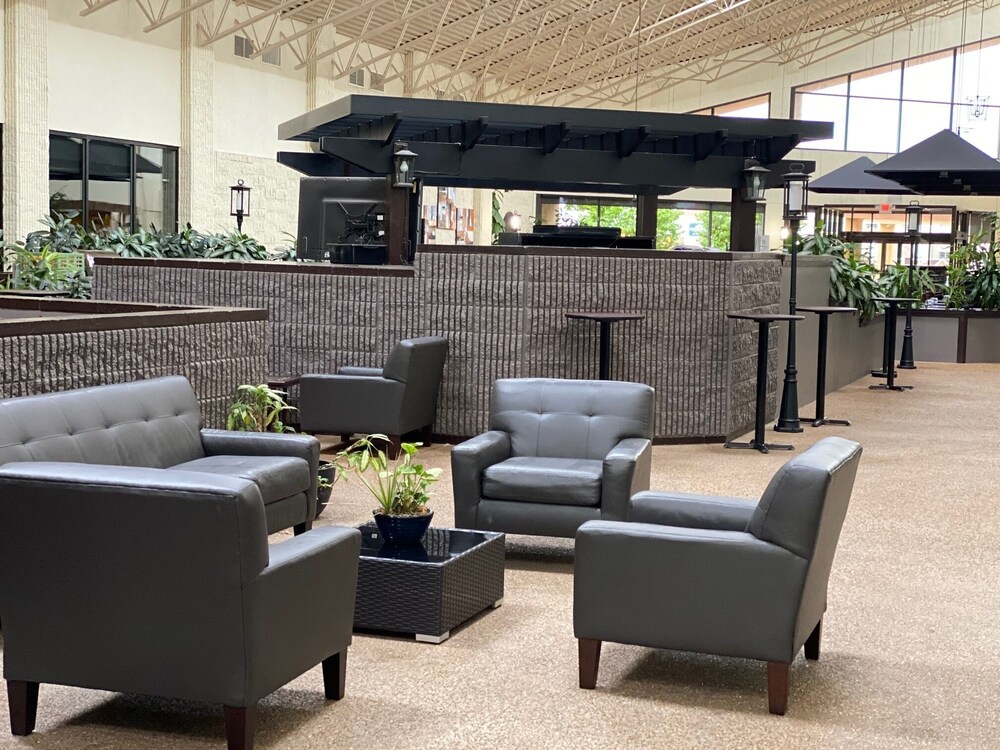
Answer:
[628,491,756,530]
[298,375,405,435]
[337,366,383,377]
[600,438,652,521]
[451,431,511,528]
[201,429,320,519]
[574,520,806,662]
[246,525,361,700]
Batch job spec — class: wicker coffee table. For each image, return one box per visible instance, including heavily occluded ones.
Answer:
[354,524,505,644]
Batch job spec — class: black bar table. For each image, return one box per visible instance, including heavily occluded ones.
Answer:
[565,311,645,380]
[797,306,856,427]
[724,312,804,454]
[870,297,917,392]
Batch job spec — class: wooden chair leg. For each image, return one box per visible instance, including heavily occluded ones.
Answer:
[293,521,312,536]
[7,680,39,736]
[578,639,602,689]
[340,434,352,444]
[322,650,347,700]
[386,435,402,460]
[767,662,790,715]
[421,424,433,446]
[224,705,257,750]
[804,619,822,661]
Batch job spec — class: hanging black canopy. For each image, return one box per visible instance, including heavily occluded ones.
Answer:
[809,156,914,194]
[866,129,1000,195]
[277,94,831,194]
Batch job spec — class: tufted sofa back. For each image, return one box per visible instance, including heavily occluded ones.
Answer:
[0,377,205,469]
[489,378,654,460]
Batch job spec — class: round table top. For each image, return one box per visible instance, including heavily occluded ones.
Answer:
[872,296,919,303]
[796,306,858,315]
[565,311,646,322]
[726,313,804,322]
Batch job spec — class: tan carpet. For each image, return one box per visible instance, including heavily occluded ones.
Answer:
[2,362,999,749]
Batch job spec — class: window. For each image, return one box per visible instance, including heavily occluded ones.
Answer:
[370,72,384,92]
[792,36,1000,156]
[48,133,178,232]
[349,69,365,86]
[691,93,770,118]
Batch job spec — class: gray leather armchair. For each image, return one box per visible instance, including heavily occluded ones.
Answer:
[452,378,654,538]
[0,377,320,535]
[0,461,361,749]
[299,336,449,457]
[573,437,863,715]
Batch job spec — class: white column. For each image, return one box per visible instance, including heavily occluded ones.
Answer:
[179,0,214,229]
[306,27,339,111]
[3,0,49,241]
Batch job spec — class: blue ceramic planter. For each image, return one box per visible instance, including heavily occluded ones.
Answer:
[373,511,434,546]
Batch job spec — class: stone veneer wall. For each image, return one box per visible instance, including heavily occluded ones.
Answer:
[213,152,302,248]
[93,250,782,440]
[0,310,267,428]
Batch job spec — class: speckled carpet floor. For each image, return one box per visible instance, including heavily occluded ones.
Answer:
[2,361,999,749]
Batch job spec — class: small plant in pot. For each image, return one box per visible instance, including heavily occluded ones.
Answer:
[226,384,336,518]
[334,433,441,545]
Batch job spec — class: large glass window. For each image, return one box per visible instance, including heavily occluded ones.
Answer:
[47,133,178,232]
[792,36,1000,156]
[691,93,770,119]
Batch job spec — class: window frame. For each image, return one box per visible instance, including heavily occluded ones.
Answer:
[49,130,180,233]
[690,92,771,117]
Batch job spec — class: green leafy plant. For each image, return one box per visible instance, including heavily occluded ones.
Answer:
[878,263,940,301]
[491,190,506,244]
[830,254,883,323]
[944,216,1000,309]
[334,434,441,516]
[225,384,296,433]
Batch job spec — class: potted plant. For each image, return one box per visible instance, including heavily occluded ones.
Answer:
[334,433,441,545]
[226,384,335,517]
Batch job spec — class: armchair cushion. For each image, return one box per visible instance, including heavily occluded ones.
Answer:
[173,455,309,506]
[629,490,756,530]
[337,366,383,377]
[483,457,603,507]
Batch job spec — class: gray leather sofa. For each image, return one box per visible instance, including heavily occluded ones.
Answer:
[299,336,449,457]
[452,378,654,538]
[573,436,863,715]
[0,461,361,749]
[0,376,320,535]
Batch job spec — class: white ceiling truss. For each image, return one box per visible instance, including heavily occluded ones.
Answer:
[81,0,1000,106]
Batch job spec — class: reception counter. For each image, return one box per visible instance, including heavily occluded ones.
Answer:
[93,246,783,441]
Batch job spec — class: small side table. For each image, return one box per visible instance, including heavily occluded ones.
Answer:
[725,313,804,454]
[565,311,645,380]
[797,306,856,427]
[870,298,916,392]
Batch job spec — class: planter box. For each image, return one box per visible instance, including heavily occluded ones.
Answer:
[895,309,1000,363]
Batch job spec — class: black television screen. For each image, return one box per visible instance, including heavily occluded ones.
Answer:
[296,177,388,263]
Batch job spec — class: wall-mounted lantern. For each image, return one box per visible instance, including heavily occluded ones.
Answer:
[393,142,418,188]
[741,159,770,202]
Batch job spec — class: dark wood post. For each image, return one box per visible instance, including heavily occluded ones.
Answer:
[385,177,411,265]
[636,190,659,241]
[730,187,758,252]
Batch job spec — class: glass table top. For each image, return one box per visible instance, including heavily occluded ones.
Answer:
[358,524,495,563]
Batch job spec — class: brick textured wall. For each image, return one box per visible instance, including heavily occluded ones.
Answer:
[93,251,782,440]
[3,0,50,240]
[213,152,301,248]
[179,1,216,230]
[0,319,267,428]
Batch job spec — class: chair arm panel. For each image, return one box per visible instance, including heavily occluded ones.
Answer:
[451,431,511,528]
[337,366,383,377]
[298,375,405,435]
[574,521,807,663]
[201,429,319,520]
[246,526,361,702]
[600,438,652,521]
[628,491,756,530]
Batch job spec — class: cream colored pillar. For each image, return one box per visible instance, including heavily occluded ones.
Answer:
[3,0,49,241]
[179,0,214,229]
[306,27,339,111]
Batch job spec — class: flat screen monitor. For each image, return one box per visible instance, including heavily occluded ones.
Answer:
[296,177,388,263]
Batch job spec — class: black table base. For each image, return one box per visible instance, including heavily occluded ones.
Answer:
[797,306,856,428]
[870,298,915,392]
[724,313,802,454]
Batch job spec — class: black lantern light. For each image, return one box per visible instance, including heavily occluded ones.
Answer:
[741,159,770,202]
[230,179,251,232]
[782,163,810,220]
[775,163,811,434]
[899,200,924,370]
[392,142,417,188]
